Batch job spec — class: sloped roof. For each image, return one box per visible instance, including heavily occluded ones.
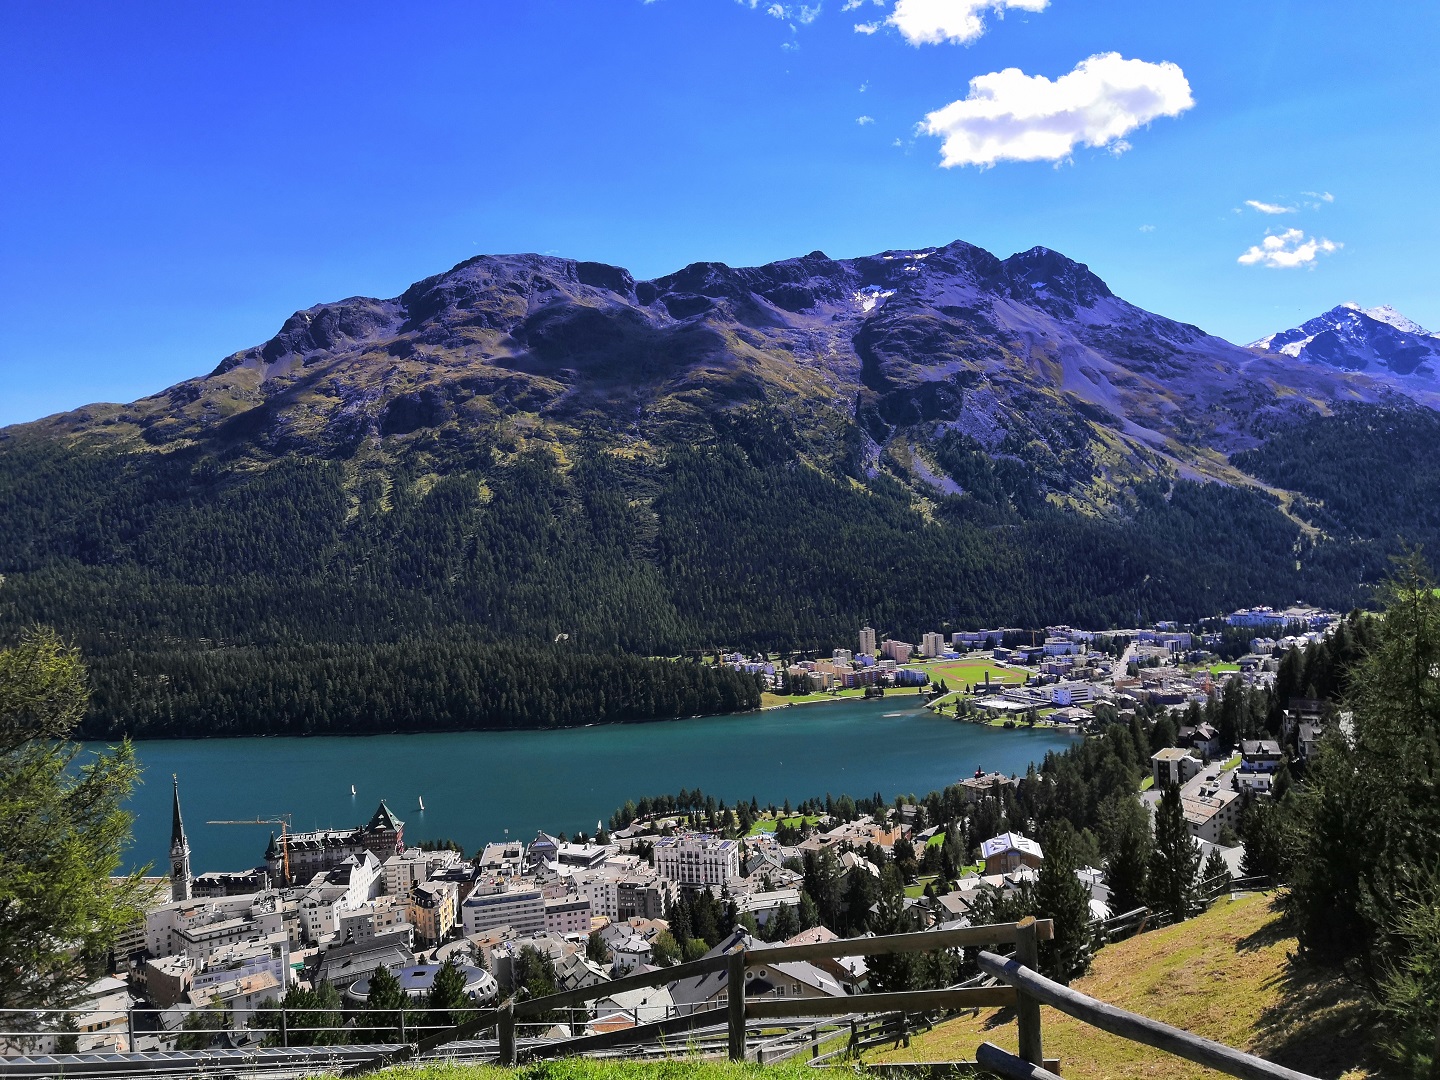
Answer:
[367,801,404,832]
[980,832,1044,861]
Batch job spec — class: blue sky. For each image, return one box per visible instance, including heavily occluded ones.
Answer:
[2,0,1437,426]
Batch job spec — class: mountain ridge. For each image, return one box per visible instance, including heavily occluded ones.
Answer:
[1248,301,1440,391]
[13,238,1429,516]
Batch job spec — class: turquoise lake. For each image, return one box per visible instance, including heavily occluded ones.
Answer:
[105,697,1077,874]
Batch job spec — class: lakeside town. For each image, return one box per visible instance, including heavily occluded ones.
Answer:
[8,603,1342,1058]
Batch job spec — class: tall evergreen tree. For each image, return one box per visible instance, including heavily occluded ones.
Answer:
[1035,821,1095,984]
[362,963,408,1042]
[425,958,470,1033]
[1200,847,1231,897]
[1147,785,1200,922]
[1098,794,1149,917]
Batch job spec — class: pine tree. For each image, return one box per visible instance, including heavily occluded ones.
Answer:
[258,982,344,1046]
[1035,821,1095,983]
[363,963,408,1042]
[766,902,799,943]
[585,930,612,966]
[1147,785,1200,922]
[798,891,821,931]
[1098,794,1149,916]
[425,958,469,1033]
[1200,846,1231,897]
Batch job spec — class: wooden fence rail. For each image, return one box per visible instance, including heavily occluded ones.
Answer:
[976,949,1321,1080]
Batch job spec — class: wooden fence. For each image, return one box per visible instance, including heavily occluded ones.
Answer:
[345,917,1053,1074]
[349,907,1321,1080]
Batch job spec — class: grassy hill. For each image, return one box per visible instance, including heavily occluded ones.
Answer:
[866,892,1389,1079]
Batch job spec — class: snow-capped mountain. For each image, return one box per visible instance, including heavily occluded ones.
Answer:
[1250,303,1440,386]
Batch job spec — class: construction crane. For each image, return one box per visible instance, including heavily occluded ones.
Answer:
[207,815,293,885]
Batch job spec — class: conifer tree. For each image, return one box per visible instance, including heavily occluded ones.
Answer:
[1036,821,1095,983]
[1147,785,1200,922]
[1098,794,1149,916]
[426,958,469,1033]
[363,964,408,1042]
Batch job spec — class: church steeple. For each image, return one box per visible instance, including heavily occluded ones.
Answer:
[170,775,192,902]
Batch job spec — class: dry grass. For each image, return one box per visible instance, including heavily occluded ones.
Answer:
[865,892,1391,1079]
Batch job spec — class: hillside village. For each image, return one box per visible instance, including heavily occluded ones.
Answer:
[12,605,1339,1058]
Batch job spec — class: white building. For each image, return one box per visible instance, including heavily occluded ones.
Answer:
[461,886,546,937]
[654,834,740,890]
[858,627,877,656]
[921,632,946,658]
[544,895,594,936]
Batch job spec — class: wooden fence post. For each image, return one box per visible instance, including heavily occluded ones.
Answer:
[498,1000,516,1066]
[728,949,747,1061]
[1015,916,1044,1067]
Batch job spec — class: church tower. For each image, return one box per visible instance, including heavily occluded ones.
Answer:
[170,775,193,902]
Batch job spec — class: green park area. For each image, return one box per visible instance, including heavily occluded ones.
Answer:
[905,655,1028,691]
[747,814,823,836]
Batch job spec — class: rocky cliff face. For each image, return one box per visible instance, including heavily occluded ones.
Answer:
[15,240,1433,509]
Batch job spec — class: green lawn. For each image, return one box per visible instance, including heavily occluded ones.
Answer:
[747,814,821,836]
[904,874,939,898]
[760,687,870,709]
[906,655,1028,689]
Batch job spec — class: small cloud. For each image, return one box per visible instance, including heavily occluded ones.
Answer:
[855,20,880,32]
[1245,199,1294,215]
[857,115,875,125]
[893,138,903,147]
[781,39,800,49]
[919,53,1194,168]
[889,0,1048,46]
[1302,190,1335,203]
[859,81,869,92]
[1237,228,1341,269]
[842,0,862,8]
[1139,224,1156,232]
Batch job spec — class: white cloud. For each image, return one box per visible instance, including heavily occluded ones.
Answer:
[1302,190,1335,203]
[888,0,1048,46]
[919,53,1194,168]
[1237,228,1340,269]
[855,20,880,32]
[842,0,862,8]
[1245,199,1294,214]
[859,80,869,92]
[1139,224,1156,232]
[857,115,875,125]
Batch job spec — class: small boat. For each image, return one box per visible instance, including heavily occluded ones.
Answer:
[418,796,426,812]
[350,785,356,796]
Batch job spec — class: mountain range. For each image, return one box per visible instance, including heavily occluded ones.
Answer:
[4,239,1440,737]
[1249,302,1440,391]
[19,241,1433,508]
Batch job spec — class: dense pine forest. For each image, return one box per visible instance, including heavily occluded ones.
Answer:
[2,401,1437,737]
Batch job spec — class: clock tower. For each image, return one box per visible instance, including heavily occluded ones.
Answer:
[170,775,192,902]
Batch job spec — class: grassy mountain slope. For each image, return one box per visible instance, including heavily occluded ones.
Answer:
[868,892,1386,1079]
